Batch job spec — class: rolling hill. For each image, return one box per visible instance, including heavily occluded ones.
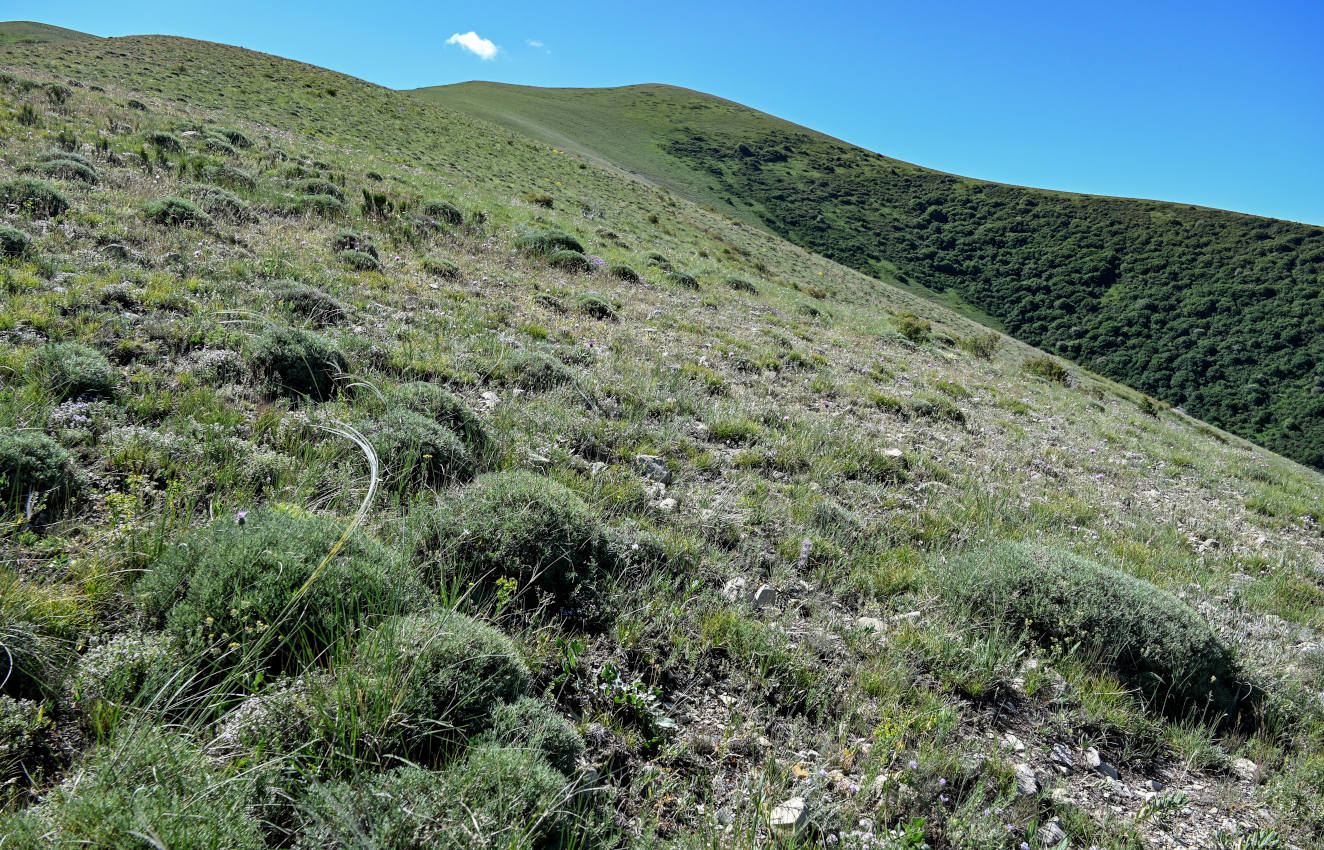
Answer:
[0,27,1322,849]
[0,22,98,44]
[419,82,1324,470]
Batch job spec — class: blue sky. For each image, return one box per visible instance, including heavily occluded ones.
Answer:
[17,0,1324,224]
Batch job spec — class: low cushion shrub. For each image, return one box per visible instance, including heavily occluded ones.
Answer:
[266,280,347,328]
[249,326,347,400]
[514,229,584,256]
[135,507,432,678]
[666,270,699,290]
[360,409,473,489]
[487,696,585,775]
[389,381,490,454]
[336,249,380,272]
[608,264,639,282]
[144,197,212,228]
[0,178,69,218]
[0,224,31,257]
[414,471,615,617]
[291,178,344,202]
[943,541,1242,719]
[420,198,463,226]
[421,257,460,279]
[496,350,574,391]
[547,249,591,272]
[294,744,575,849]
[575,293,617,321]
[33,342,117,400]
[0,428,82,515]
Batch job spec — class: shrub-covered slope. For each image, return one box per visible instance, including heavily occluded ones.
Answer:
[0,32,1323,849]
[420,82,1324,471]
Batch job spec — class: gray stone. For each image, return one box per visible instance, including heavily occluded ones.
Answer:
[752,584,778,609]
[655,497,677,512]
[1001,732,1026,753]
[1040,819,1067,845]
[635,454,672,485]
[1231,757,1261,783]
[1050,743,1074,768]
[721,577,748,604]
[1014,763,1038,796]
[769,797,808,836]
[1146,779,1165,792]
[855,616,888,632]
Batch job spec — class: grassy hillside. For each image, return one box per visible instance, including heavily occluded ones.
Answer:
[420,82,1324,471]
[0,22,98,44]
[0,33,1322,849]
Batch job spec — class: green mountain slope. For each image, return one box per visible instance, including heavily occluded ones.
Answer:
[1,31,1323,849]
[419,82,1324,470]
[0,21,99,44]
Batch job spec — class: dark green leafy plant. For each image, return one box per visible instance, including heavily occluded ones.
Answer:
[575,293,618,320]
[421,198,463,226]
[666,270,699,290]
[608,263,639,282]
[548,249,592,272]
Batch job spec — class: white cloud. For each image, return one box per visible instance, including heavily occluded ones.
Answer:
[446,31,498,61]
[526,39,543,48]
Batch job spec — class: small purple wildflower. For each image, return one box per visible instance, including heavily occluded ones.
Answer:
[192,250,203,258]
[849,783,859,794]
[236,510,248,526]
[587,254,605,267]
[907,759,918,770]
[938,778,946,787]
[1020,843,1030,850]
[940,794,948,803]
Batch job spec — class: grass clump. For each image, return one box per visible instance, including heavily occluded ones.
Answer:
[0,178,70,218]
[0,428,83,515]
[203,135,237,156]
[421,257,461,279]
[295,744,577,849]
[421,198,463,226]
[416,470,615,618]
[267,280,347,327]
[0,224,31,257]
[943,541,1243,720]
[725,275,758,294]
[644,251,671,269]
[1024,355,1071,384]
[143,196,212,228]
[33,342,117,401]
[361,409,474,489]
[487,696,585,775]
[336,249,381,272]
[389,381,490,454]
[249,326,347,400]
[514,228,584,256]
[352,611,528,747]
[959,330,1001,359]
[201,163,256,189]
[665,270,700,290]
[329,229,378,258]
[286,193,346,217]
[218,127,253,148]
[0,728,265,849]
[36,157,98,184]
[190,185,251,222]
[497,350,574,391]
[547,249,592,272]
[135,507,431,679]
[906,392,966,424]
[146,130,182,152]
[292,178,345,202]
[575,293,618,320]
[608,263,640,282]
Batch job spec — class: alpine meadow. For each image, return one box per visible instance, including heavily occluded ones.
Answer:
[0,21,1322,850]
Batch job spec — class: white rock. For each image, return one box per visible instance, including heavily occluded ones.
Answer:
[655,497,677,512]
[1040,819,1067,845]
[1001,733,1026,753]
[1014,764,1038,796]
[769,797,808,835]
[1231,758,1261,783]
[855,616,888,632]
[721,577,748,603]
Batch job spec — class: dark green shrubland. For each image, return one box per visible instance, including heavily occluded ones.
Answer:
[0,178,69,217]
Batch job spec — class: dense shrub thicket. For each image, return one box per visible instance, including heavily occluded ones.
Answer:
[33,342,117,400]
[0,177,69,217]
[0,428,82,515]
[662,124,1324,468]
[944,541,1242,719]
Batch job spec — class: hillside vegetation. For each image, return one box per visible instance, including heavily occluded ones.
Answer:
[0,22,98,45]
[420,83,1324,470]
[0,31,1323,849]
